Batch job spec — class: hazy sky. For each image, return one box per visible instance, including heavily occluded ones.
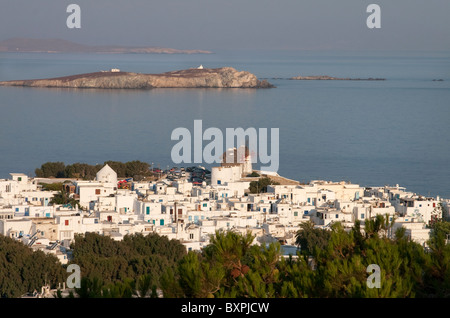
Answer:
[1,0,449,52]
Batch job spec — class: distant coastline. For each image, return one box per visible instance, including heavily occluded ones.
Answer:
[290,75,386,81]
[0,38,213,54]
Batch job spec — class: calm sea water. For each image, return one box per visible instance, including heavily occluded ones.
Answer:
[1,50,449,198]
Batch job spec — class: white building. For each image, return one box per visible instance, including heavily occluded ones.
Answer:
[396,196,441,225]
[1,161,445,257]
[391,217,431,247]
[0,218,33,238]
[74,164,118,208]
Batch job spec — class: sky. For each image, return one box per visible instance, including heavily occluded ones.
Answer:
[0,0,449,52]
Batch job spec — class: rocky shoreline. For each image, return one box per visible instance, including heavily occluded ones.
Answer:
[0,67,274,89]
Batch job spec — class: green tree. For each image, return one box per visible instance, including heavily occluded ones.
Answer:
[69,232,186,295]
[430,220,450,240]
[35,162,66,178]
[65,162,102,180]
[295,221,331,256]
[135,274,153,298]
[0,235,66,298]
[249,177,279,194]
[125,160,150,180]
[50,188,80,209]
[162,230,285,298]
[420,227,450,297]
[177,251,224,298]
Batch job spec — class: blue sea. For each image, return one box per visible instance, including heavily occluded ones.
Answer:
[0,50,449,198]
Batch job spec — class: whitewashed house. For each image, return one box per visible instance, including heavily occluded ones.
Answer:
[391,217,431,246]
[396,197,441,225]
[75,164,118,208]
[0,218,33,239]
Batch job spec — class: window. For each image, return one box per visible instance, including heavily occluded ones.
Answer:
[65,220,69,226]
[361,213,365,219]
[217,180,221,185]
[146,207,150,215]
[203,203,207,207]
[294,212,298,217]
[336,214,339,219]
[189,233,194,239]
[95,189,101,195]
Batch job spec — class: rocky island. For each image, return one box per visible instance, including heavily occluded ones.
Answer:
[290,75,385,81]
[0,67,274,89]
